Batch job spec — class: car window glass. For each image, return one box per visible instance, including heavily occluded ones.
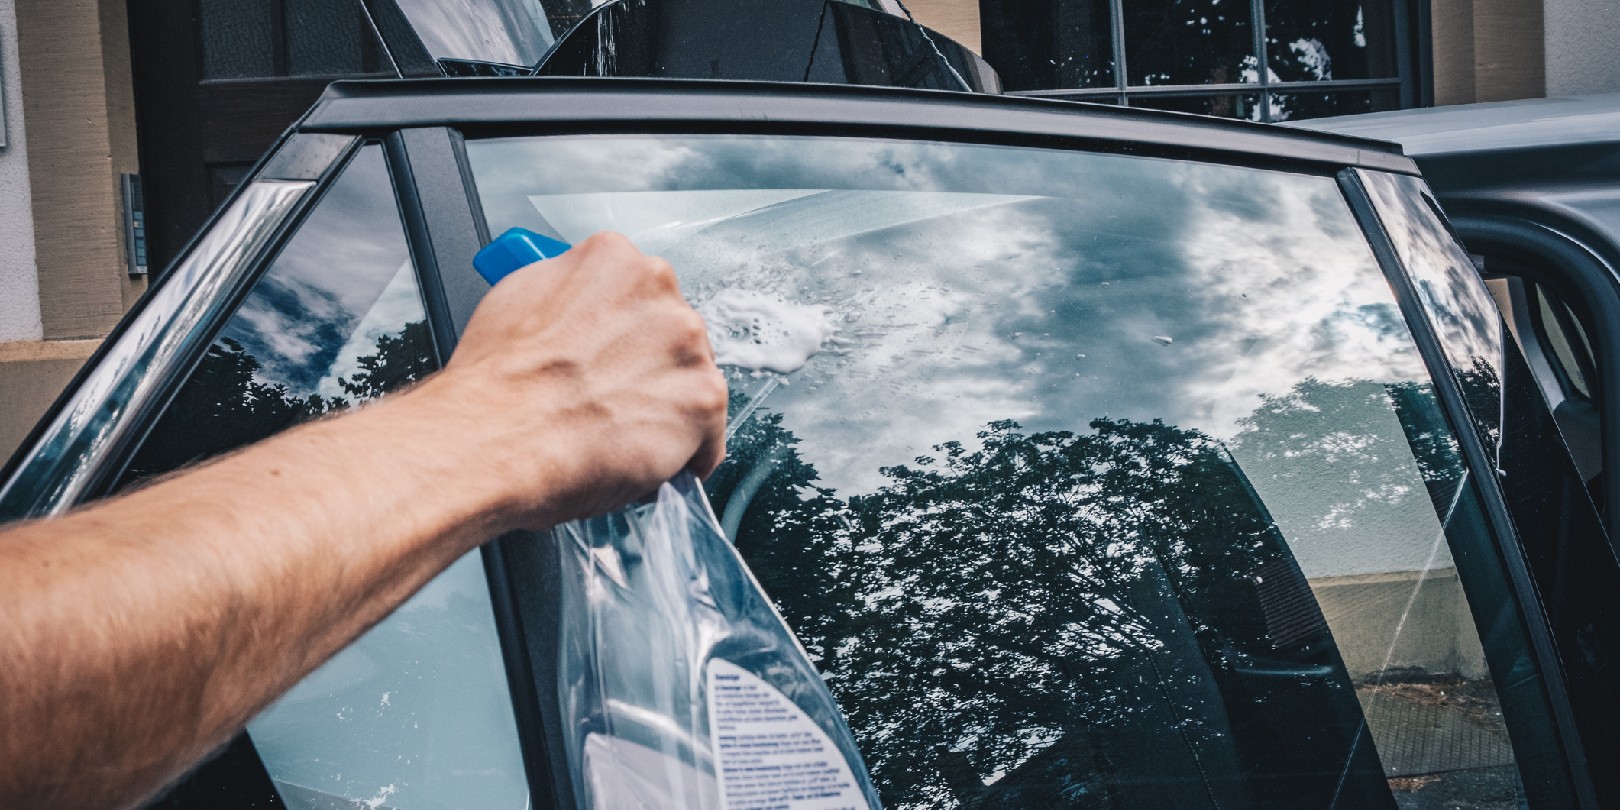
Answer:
[1361,169,1620,803]
[470,135,1551,808]
[118,146,528,810]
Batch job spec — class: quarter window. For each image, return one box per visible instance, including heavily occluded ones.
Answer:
[119,146,528,810]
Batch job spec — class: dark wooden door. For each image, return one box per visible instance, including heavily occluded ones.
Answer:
[128,0,394,275]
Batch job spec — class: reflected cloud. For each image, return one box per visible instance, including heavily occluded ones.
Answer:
[471,136,1449,502]
[469,134,1507,810]
[222,149,422,394]
[1358,170,1505,451]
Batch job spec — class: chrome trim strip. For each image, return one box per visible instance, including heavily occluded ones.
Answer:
[0,181,315,518]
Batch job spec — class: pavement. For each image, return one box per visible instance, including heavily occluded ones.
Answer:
[1357,674,1523,809]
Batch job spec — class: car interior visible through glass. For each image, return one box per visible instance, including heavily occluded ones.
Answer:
[459,133,1557,809]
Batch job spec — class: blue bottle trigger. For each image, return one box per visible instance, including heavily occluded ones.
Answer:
[472,227,574,286]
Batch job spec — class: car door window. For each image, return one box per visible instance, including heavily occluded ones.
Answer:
[468,134,1564,808]
[118,145,528,810]
[1531,280,1599,403]
[1488,272,1604,482]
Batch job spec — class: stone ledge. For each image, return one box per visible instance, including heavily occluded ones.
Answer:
[0,338,101,463]
[0,337,101,363]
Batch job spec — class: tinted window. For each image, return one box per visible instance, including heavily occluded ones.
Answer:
[471,135,1547,808]
[120,146,528,810]
[1361,171,1620,802]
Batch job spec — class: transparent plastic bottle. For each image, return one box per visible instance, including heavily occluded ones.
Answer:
[474,229,883,810]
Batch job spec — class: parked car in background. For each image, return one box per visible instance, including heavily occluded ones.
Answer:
[1303,94,1620,530]
[3,4,1618,810]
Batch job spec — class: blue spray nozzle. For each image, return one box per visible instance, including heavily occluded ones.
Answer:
[473,227,574,286]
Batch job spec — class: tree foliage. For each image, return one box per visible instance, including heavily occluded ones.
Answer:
[712,378,1454,808]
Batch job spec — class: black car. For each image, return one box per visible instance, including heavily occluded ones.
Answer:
[2,6,1616,810]
[1305,94,1620,532]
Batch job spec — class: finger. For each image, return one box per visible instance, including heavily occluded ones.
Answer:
[686,370,730,479]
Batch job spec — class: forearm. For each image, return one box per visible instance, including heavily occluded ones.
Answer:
[0,233,726,810]
[0,370,513,810]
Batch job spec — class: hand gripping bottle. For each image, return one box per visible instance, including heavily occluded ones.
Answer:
[473,229,883,810]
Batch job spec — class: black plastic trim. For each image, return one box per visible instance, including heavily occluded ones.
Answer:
[495,529,577,810]
[1339,168,1598,808]
[299,77,1419,175]
[383,127,559,809]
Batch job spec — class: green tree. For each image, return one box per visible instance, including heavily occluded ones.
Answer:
[120,322,434,485]
[717,379,1427,808]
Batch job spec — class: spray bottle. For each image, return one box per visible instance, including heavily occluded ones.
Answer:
[473,228,883,810]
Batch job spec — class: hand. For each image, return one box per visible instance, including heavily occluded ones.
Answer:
[420,231,728,529]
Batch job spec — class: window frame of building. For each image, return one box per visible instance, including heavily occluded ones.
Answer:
[986,0,1428,123]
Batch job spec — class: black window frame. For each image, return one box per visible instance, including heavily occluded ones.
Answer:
[1447,213,1620,531]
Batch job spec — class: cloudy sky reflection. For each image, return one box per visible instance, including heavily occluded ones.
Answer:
[223,147,424,395]
[471,135,1456,575]
[1359,169,1505,448]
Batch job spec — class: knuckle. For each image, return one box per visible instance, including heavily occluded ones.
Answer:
[701,372,729,407]
[677,310,709,343]
[642,257,679,291]
[582,230,631,252]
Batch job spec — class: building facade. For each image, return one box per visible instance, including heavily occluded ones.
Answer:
[1,0,1617,460]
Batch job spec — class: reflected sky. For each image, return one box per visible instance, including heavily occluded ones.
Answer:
[1359,169,1505,451]
[471,135,1458,577]
[223,147,425,396]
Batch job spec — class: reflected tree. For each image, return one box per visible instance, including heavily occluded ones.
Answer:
[334,320,436,402]
[121,322,435,484]
[1233,378,1465,529]
[713,384,1410,808]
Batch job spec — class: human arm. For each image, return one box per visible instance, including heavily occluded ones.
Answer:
[0,233,727,810]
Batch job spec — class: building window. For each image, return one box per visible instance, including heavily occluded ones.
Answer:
[981,0,1416,122]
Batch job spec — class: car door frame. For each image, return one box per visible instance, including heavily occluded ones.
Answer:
[1446,205,1620,531]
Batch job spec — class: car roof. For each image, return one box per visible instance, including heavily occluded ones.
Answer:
[297,77,1419,175]
[1294,93,1620,159]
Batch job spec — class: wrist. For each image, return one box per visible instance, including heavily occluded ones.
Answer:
[367,366,566,537]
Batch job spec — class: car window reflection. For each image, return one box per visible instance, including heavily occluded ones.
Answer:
[472,135,1533,808]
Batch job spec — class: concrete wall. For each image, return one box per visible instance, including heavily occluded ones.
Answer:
[15,0,145,339]
[1311,568,1490,681]
[1431,0,1547,104]
[0,338,97,458]
[0,0,42,343]
[1544,0,1620,96]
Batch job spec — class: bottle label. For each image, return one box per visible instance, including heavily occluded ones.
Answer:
[706,659,864,810]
